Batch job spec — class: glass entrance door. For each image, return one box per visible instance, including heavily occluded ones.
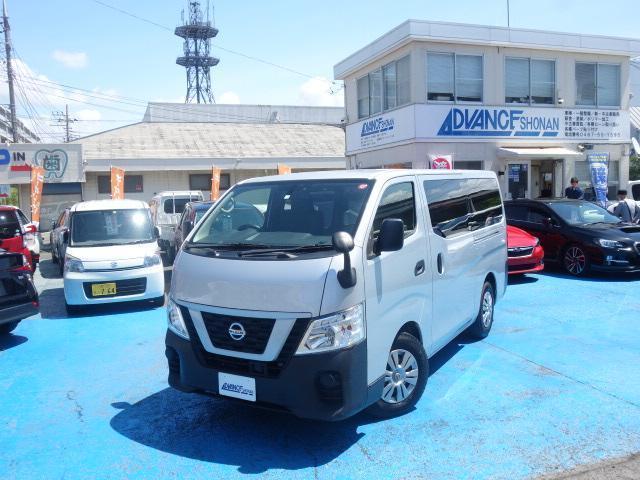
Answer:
[507,163,530,199]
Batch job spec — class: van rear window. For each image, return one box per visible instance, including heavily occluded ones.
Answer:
[164,197,198,214]
[424,178,502,238]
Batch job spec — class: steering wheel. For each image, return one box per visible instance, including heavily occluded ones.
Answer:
[237,224,261,231]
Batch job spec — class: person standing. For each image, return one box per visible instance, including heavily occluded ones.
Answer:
[564,177,584,199]
[608,189,640,223]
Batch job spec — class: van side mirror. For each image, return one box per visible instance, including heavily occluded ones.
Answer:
[153,226,160,239]
[184,220,194,234]
[24,224,37,234]
[332,231,356,289]
[375,218,404,254]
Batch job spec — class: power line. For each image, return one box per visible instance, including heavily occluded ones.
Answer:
[90,0,337,84]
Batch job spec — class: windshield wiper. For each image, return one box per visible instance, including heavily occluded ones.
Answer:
[237,244,334,257]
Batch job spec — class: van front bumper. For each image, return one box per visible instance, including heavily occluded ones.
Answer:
[165,329,380,421]
[64,265,165,305]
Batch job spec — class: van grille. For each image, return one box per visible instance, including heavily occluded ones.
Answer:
[201,312,275,355]
[180,306,309,378]
[83,278,147,299]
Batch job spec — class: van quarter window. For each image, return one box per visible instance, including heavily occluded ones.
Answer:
[424,178,502,238]
[371,182,416,242]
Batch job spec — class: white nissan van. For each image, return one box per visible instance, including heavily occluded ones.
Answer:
[63,200,165,314]
[166,170,507,420]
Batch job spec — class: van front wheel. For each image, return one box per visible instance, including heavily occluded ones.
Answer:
[367,332,428,419]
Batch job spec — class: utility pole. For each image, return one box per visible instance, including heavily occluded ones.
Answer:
[2,0,18,143]
[51,105,77,143]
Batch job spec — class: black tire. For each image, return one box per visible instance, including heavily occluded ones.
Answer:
[65,302,83,317]
[562,244,590,277]
[467,281,496,339]
[0,321,19,335]
[166,245,175,266]
[367,332,428,419]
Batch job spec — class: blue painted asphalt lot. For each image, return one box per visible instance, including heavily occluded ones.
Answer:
[1,268,640,479]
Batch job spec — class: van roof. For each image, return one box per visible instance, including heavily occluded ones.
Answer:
[70,199,149,212]
[152,191,202,198]
[239,169,497,185]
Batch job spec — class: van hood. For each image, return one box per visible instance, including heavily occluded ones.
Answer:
[66,241,158,269]
[171,250,335,316]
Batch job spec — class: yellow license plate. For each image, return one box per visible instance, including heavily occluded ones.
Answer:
[91,282,117,296]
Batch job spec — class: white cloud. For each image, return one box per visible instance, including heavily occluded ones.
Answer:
[52,50,88,69]
[75,109,101,121]
[298,77,344,107]
[217,91,240,104]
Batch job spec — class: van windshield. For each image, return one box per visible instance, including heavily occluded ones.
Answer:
[70,209,154,247]
[189,180,374,249]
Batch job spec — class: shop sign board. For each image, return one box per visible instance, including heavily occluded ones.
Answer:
[0,144,84,185]
[346,105,630,154]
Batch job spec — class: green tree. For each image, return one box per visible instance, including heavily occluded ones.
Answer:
[631,154,640,181]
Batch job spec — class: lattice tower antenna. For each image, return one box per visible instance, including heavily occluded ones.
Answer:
[175,1,218,103]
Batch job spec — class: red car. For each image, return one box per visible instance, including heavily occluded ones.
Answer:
[0,206,38,272]
[507,225,544,275]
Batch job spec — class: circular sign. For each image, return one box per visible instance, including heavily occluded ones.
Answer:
[432,157,452,169]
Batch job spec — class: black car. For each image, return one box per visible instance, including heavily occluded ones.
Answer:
[169,201,216,264]
[504,199,640,276]
[0,249,39,335]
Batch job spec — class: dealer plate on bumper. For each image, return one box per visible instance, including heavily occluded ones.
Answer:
[218,372,256,402]
[91,282,117,297]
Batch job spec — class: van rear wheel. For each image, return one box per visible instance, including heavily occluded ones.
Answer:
[466,281,495,339]
[367,332,428,419]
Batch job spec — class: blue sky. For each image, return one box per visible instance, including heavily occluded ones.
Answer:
[3,0,639,140]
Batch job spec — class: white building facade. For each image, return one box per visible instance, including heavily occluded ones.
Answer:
[335,21,640,199]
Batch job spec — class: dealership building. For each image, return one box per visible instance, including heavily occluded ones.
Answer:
[0,104,346,228]
[334,20,640,199]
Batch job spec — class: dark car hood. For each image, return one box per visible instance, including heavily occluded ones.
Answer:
[575,223,640,242]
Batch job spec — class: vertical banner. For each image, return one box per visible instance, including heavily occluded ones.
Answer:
[210,166,221,201]
[110,166,125,200]
[587,153,609,208]
[429,154,453,170]
[30,166,45,224]
[277,163,292,175]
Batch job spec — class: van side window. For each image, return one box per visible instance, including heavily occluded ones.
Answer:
[424,178,502,238]
[371,182,416,241]
[504,204,527,221]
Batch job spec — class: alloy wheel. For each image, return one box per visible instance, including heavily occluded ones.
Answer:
[382,349,419,404]
[481,289,494,328]
[564,246,586,275]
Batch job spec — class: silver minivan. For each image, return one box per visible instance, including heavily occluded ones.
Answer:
[165,170,507,420]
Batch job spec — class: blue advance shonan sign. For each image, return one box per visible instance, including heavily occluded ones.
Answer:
[361,116,395,137]
[437,107,560,137]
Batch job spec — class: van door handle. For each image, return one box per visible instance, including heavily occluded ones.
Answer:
[437,253,444,274]
[414,260,425,276]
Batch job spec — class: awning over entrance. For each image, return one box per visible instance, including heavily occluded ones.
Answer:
[498,147,583,158]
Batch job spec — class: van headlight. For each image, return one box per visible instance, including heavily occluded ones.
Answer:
[596,239,625,249]
[167,298,190,339]
[296,304,365,355]
[144,254,162,267]
[64,255,84,273]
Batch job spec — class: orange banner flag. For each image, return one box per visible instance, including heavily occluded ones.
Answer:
[30,166,45,224]
[110,166,125,200]
[210,166,222,201]
[278,164,291,175]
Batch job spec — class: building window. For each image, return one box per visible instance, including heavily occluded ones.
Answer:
[576,62,620,107]
[455,161,483,170]
[189,173,230,191]
[427,53,483,103]
[357,76,369,118]
[357,56,411,119]
[506,58,555,105]
[97,175,143,194]
[369,68,383,115]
